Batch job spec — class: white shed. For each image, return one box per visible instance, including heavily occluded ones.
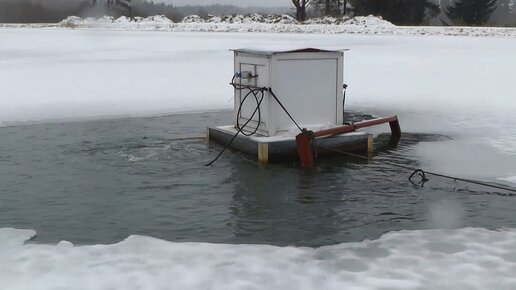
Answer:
[232,47,345,137]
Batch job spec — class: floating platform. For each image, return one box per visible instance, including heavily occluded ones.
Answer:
[207,125,372,163]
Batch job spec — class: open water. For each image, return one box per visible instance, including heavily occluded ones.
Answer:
[1,110,516,247]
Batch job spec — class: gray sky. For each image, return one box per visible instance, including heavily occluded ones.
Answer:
[161,0,292,7]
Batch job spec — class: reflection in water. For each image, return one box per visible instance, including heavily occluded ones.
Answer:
[225,131,452,246]
[227,159,348,246]
[296,169,318,204]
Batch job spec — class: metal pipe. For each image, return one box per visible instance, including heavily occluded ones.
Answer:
[295,116,401,168]
[313,116,401,138]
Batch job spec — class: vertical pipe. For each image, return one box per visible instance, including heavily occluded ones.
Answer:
[389,120,402,139]
[296,131,314,168]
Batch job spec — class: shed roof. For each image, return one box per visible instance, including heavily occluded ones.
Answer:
[231,47,348,56]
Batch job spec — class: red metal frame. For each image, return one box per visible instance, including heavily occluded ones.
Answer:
[296,116,401,167]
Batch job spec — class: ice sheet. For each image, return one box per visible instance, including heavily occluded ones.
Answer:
[499,176,516,185]
[0,27,515,181]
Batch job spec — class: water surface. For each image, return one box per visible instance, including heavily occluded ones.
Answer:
[1,111,515,246]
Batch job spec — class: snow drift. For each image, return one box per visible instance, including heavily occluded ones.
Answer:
[2,227,516,290]
[1,14,515,37]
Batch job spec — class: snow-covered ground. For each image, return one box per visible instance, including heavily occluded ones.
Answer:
[1,26,516,289]
[1,15,515,37]
[2,227,516,290]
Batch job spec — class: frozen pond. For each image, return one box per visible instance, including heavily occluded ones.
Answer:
[1,29,516,289]
[1,29,515,183]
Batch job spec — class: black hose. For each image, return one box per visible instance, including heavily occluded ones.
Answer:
[205,75,266,166]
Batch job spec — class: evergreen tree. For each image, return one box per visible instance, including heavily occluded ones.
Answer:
[0,0,182,23]
[446,0,497,25]
[351,0,439,25]
[312,0,349,16]
[489,0,513,25]
[92,0,132,14]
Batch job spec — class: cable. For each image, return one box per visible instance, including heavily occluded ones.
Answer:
[206,75,305,166]
[313,143,516,195]
[236,87,264,136]
[231,73,266,136]
[268,88,303,132]
[205,75,267,166]
[209,75,516,195]
[413,170,516,194]
[205,88,265,166]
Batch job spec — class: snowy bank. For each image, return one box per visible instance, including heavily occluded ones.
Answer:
[0,14,515,37]
[1,227,516,290]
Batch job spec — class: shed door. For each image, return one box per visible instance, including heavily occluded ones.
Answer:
[237,63,269,134]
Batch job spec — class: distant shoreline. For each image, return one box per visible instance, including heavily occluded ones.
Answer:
[1,14,515,38]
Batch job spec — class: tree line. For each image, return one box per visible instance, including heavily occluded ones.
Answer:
[0,0,291,23]
[293,0,515,26]
[0,0,513,26]
[0,0,179,22]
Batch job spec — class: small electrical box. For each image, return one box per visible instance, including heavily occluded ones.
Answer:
[232,47,345,137]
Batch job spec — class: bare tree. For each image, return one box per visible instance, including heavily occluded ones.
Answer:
[292,0,310,21]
